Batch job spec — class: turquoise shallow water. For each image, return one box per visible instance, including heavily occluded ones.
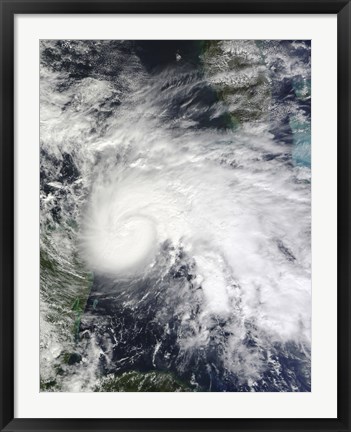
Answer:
[291,77,311,168]
[291,116,311,167]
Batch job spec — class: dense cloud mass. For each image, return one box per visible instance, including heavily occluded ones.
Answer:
[40,40,311,392]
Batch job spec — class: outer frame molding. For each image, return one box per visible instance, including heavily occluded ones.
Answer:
[1,1,350,431]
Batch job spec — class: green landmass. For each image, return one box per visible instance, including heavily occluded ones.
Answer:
[95,370,194,392]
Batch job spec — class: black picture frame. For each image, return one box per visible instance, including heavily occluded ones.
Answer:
[1,1,350,431]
